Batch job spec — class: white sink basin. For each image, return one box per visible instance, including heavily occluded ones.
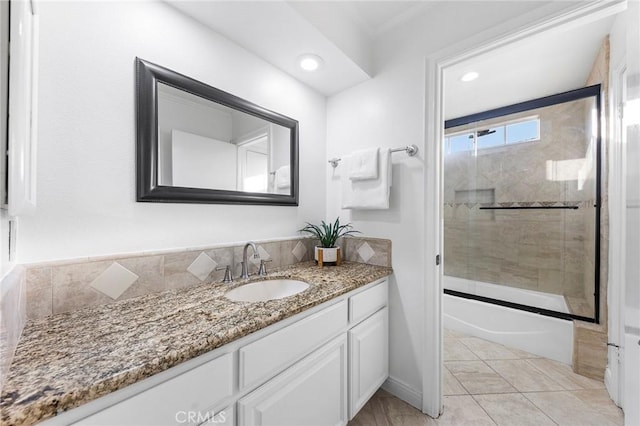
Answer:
[225,279,309,302]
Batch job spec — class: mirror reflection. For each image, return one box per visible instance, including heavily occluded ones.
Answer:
[136,58,298,205]
[157,83,292,195]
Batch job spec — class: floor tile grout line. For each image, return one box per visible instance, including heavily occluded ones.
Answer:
[444,367,470,396]
[520,391,561,425]
[456,337,537,362]
[454,373,474,396]
[523,357,575,391]
[522,389,623,426]
[440,331,620,425]
[480,358,523,392]
[468,393,500,425]
[484,358,572,393]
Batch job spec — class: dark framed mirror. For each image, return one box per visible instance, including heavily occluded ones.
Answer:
[136,58,299,205]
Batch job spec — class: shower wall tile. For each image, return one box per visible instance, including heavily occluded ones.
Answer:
[518,244,563,271]
[564,244,587,273]
[499,261,539,289]
[563,272,586,297]
[572,323,607,380]
[537,269,564,294]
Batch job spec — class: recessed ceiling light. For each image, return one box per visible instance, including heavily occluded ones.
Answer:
[460,71,479,82]
[298,54,323,72]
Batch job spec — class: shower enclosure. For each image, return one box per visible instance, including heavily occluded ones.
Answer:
[443,85,601,323]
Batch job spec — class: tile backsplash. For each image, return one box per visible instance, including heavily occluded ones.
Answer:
[342,237,392,267]
[23,236,391,320]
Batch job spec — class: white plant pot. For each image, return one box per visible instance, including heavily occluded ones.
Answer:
[314,246,340,263]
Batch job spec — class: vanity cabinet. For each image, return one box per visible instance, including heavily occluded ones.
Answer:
[58,278,388,426]
[348,307,389,418]
[74,352,234,426]
[237,335,348,426]
[238,300,348,391]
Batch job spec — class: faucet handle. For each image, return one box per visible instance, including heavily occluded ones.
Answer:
[258,259,273,276]
[215,265,233,283]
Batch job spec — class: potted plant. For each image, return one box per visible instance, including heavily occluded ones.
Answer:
[299,218,360,266]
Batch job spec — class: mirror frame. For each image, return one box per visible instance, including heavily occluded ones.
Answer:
[136,58,299,205]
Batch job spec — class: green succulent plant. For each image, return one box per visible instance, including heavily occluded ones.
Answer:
[299,217,360,248]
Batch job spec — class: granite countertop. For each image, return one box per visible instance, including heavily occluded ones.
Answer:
[0,261,392,425]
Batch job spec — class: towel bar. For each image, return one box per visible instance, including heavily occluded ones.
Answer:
[328,144,418,168]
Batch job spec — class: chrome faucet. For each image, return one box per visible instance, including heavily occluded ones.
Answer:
[240,241,259,279]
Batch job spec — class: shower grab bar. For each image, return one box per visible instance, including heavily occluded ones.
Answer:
[478,205,579,210]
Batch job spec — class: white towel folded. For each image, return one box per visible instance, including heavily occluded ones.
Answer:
[348,147,379,180]
[341,148,392,210]
[275,165,290,189]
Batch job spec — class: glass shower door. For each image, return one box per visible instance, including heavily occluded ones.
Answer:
[443,85,601,322]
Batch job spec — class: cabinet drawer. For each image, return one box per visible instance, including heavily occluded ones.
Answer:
[197,405,234,426]
[349,280,388,325]
[76,352,233,426]
[239,300,348,390]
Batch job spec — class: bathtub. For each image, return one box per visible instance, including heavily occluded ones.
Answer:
[444,276,574,364]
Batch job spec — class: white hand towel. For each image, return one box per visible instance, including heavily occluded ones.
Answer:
[341,149,392,210]
[348,147,379,181]
[275,165,290,189]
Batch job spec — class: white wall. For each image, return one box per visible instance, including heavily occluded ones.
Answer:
[326,0,584,401]
[17,1,327,263]
[157,89,233,186]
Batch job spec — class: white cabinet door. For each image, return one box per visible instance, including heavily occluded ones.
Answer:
[348,307,388,419]
[238,335,348,426]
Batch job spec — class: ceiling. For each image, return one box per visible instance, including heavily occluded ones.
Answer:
[444,15,616,119]
[167,1,620,102]
[316,1,436,38]
[166,1,431,96]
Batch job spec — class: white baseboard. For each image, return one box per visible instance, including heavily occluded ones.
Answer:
[381,376,422,410]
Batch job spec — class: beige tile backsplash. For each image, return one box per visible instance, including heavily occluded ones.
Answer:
[22,236,390,320]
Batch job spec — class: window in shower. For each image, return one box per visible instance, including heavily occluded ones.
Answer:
[444,117,540,155]
[443,85,601,323]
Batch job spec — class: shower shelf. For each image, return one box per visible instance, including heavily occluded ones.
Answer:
[478,205,579,210]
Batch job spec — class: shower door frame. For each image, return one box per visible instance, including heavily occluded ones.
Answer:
[422,0,627,417]
[443,84,603,324]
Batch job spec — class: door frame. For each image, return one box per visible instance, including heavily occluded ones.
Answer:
[606,60,627,407]
[422,0,627,416]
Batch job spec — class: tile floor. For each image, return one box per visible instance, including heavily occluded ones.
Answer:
[349,329,624,426]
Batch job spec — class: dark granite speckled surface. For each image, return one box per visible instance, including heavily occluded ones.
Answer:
[0,261,392,425]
